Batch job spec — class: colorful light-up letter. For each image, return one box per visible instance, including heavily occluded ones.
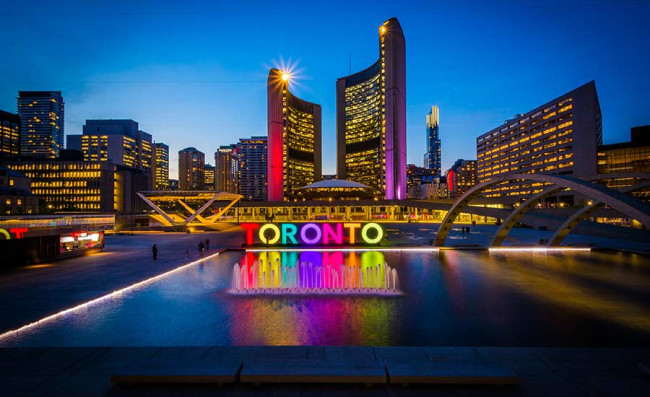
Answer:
[241,223,260,245]
[259,224,281,245]
[300,223,322,245]
[361,223,383,244]
[343,223,361,244]
[281,223,298,244]
[323,223,343,245]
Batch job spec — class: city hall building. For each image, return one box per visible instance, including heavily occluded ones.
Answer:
[476,81,602,203]
[267,68,322,201]
[336,17,407,200]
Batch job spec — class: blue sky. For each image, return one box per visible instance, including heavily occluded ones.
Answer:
[1,0,649,178]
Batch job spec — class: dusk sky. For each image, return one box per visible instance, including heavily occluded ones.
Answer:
[1,0,649,179]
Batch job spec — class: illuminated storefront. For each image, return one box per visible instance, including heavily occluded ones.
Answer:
[0,214,114,266]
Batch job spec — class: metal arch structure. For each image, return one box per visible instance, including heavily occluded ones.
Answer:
[137,191,243,227]
[547,180,650,246]
[433,173,650,247]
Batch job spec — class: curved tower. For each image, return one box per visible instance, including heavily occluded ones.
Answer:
[336,18,406,200]
[267,68,322,201]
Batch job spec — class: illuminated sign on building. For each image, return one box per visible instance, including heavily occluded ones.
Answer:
[242,222,385,246]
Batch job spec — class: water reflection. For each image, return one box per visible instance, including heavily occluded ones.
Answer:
[231,251,400,295]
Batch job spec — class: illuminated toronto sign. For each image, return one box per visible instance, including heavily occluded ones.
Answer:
[242,223,385,246]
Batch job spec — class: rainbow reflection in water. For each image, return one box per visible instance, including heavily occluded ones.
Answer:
[231,251,399,295]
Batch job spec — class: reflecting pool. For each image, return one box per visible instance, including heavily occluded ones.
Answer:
[2,249,650,347]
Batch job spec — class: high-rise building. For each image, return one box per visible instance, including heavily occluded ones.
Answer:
[215,145,238,193]
[476,81,602,200]
[336,17,406,200]
[447,159,477,198]
[204,164,215,191]
[178,147,205,190]
[153,143,169,190]
[0,110,21,159]
[424,106,441,176]
[67,120,152,171]
[237,136,267,201]
[267,68,322,201]
[17,91,64,158]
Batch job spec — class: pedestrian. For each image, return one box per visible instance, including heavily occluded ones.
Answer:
[205,238,210,251]
[152,244,158,260]
[198,241,205,257]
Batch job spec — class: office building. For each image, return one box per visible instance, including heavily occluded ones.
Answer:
[215,145,238,193]
[1,159,148,213]
[168,179,179,190]
[178,147,205,190]
[406,164,436,198]
[447,159,477,198]
[267,68,322,201]
[598,125,650,195]
[67,119,153,170]
[204,164,215,191]
[336,17,406,200]
[237,136,267,201]
[476,81,602,200]
[0,110,20,159]
[424,106,441,176]
[17,91,64,158]
[153,143,169,190]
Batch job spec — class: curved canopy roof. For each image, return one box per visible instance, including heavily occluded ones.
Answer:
[300,179,371,190]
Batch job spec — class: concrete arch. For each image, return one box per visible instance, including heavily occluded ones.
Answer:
[490,185,568,246]
[548,180,650,246]
[433,173,650,247]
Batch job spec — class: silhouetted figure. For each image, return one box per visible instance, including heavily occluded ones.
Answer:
[198,241,205,257]
[205,238,210,251]
[152,244,158,260]
[466,226,470,234]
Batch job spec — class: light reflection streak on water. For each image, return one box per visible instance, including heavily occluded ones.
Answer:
[454,251,650,334]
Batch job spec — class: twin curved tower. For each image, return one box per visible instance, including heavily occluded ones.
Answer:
[267,18,406,201]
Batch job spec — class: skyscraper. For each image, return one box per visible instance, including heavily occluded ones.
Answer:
[178,147,205,190]
[424,105,441,176]
[336,17,406,200]
[204,164,215,191]
[446,159,477,198]
[17,91,64,158]
[215,145,238,193]
[153,142,169,190]
[267,68,322,201]
[237,136,267,201]
[0,110,20,159]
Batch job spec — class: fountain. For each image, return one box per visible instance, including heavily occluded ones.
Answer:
[230,251,400,295]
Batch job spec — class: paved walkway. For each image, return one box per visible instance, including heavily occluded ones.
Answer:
[0,230,242,333]
[1,346,649,395]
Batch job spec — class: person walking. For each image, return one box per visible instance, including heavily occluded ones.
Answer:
[152,244,158,260]
[205,238,210,251]
[198,241,205,257]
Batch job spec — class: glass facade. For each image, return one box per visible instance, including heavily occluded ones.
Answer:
[237,137,267,201]
[17,91,64,158]
[337,18,406,200]
[215,145,238,194]
[424,106,441,176]
[267,69,321,201]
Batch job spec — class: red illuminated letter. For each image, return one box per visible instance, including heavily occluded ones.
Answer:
[241,223,259,245]
[10,228,28,239]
